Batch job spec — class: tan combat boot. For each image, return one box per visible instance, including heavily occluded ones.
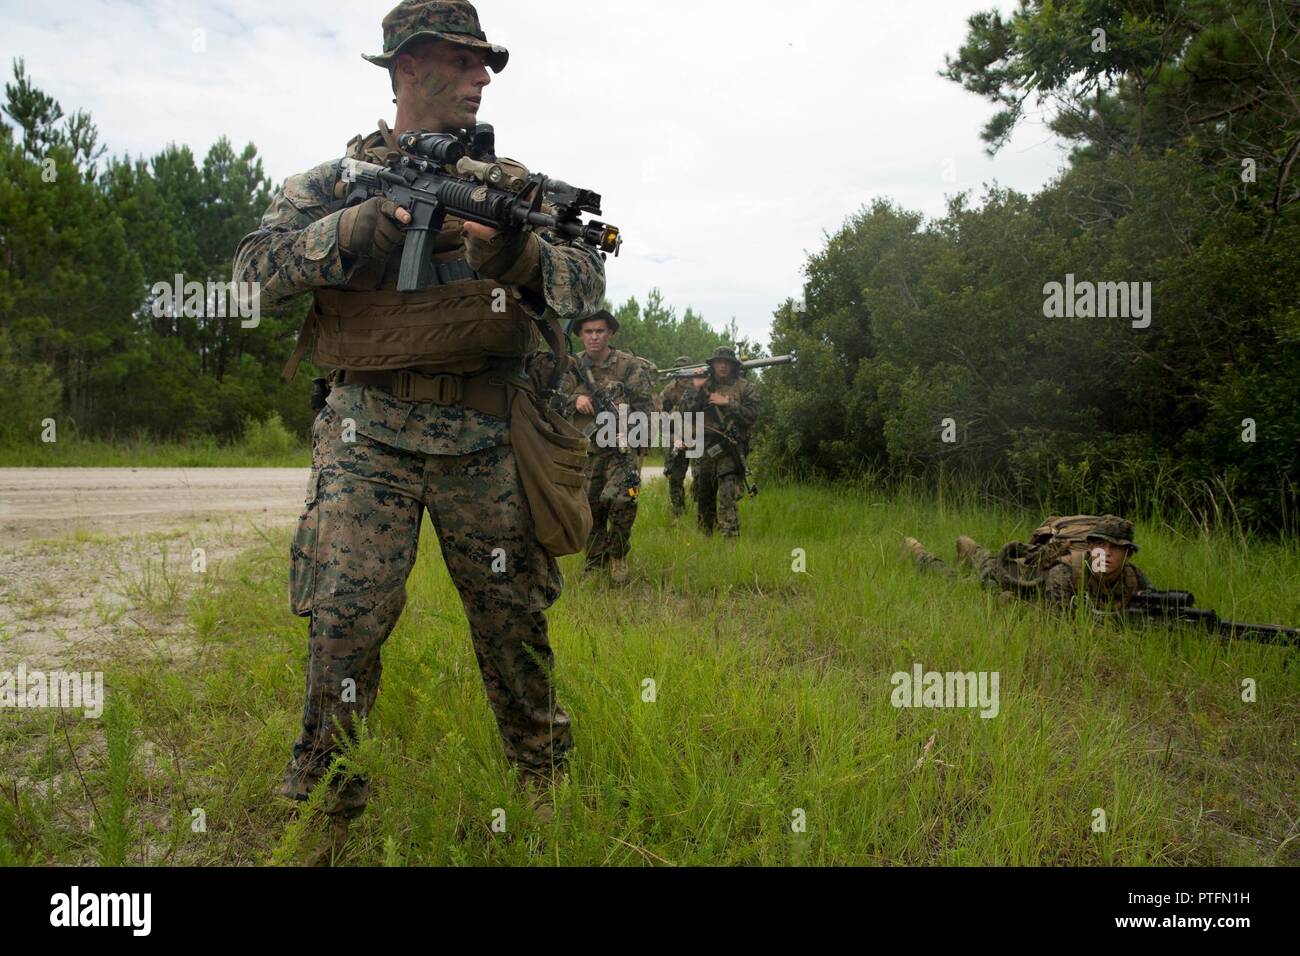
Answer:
[520,769,569,825]
[610,555,629,585]
[289,814,353,867]
[955,535,979,568]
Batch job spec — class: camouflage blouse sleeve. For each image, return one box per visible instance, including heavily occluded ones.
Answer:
[534,233,607,319]
[728,380,761,430]
[1042,563,1080,610]
[659,383,678,413]
[622,358,657,417]
[231,160,357,309]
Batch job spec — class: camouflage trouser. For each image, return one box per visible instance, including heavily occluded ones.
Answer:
[664,449,689,515]
[584,450,639,565]
[692,452,743,536]
[283,404,571,817]
[912,536,997,584]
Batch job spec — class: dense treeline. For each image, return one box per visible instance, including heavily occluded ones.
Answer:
[606,289,759,368]
[761,0,1300,529]
[4,1,1298,530]
[0,58,314,442]
[0,58,734,447]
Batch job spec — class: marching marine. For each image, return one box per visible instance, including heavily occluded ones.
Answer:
[688,347,760,539]
[569,309,655,583]
[659,354,695,518]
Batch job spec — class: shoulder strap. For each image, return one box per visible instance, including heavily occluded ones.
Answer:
[534,309,570,394]
[377,119,402,154]
[281,311,318,381]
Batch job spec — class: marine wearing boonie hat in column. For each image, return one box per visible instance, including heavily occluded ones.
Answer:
[691,347,760,539]
[660,354,696,518]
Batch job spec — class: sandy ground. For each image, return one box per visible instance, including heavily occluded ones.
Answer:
[0,466,314,673]
[0,467,313,543]
[0,465,662,671]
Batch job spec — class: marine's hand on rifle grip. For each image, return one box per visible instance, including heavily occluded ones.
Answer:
[575,395,594,415]
[463,226,540,286]
[338,197,410,263]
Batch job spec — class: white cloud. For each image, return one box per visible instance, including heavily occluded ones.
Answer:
[1,0,1069,344]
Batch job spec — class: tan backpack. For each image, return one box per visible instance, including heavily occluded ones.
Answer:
[991,515,1117,594]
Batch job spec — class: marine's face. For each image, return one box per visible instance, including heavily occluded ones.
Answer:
[580,320,611,356]
[398,39,491,129]
[1087,540,1131,581]
[710,360,738,383]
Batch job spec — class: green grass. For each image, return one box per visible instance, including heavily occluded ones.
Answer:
[0,415,311,467]
[2,479,1297,865]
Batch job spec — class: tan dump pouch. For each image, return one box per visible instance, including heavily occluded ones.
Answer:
[507,384,592,557]
[308,280,539,373]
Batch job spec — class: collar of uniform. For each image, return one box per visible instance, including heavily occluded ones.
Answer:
[583,349,619,370]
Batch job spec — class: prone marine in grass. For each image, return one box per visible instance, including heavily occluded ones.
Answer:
[903,514,1298,645]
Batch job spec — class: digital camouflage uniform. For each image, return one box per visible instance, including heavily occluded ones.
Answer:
[231,2,605,817]
[571,347,656,567]
[659,355,695,516]
[690,350,760,537]
[909,516,1152,611]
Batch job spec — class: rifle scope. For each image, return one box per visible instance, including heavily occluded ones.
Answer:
[398,131,467,165]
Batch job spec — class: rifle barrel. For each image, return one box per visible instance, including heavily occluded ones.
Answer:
[659,354,795,377]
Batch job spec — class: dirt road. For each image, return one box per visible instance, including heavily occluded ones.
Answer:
[0,467,312,543]
[0,465,665,543]
[0,465,661,670]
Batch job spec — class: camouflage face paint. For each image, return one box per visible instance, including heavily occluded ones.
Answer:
[408,41,488,128]
[418,71,454,99]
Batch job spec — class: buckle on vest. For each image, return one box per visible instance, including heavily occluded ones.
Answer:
[390,369,417,401]
[429,373,462,404]
[391,369,462,404]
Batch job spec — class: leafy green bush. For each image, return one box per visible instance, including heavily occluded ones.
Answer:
[239,412,295,459]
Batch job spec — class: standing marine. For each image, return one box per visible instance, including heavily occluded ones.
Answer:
[659,355,695,518]
[570,309,655,584]
[688,347,760,539]
[232,0,606,844]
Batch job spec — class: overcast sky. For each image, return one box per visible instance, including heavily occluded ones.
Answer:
[2,0,1071,344]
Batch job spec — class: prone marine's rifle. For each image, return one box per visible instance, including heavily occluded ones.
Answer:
[1108,590,1298,646]
[338,124,621,292]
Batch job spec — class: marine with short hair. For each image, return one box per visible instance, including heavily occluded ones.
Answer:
[570,309,655,583]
